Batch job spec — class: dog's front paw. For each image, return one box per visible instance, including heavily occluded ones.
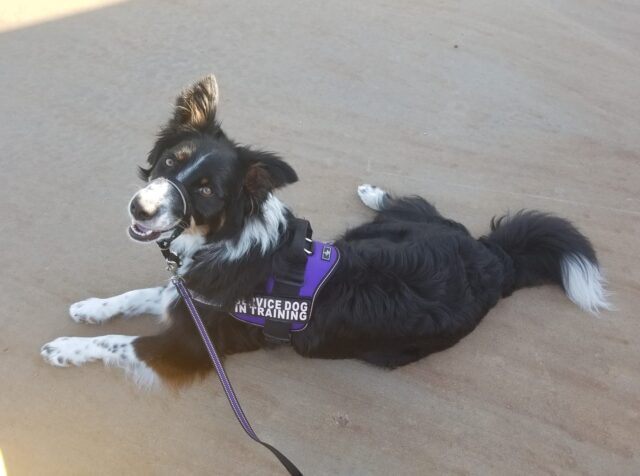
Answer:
[70,298,117,324]
[357,184,390,211]
[41,337,93,367]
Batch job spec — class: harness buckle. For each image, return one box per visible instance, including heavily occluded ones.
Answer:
[158,234,183,273]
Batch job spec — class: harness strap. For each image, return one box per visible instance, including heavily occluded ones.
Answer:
[265,219,313,343]
[155,178,194,270]
[158,235,182,269]
[172,276,303,476]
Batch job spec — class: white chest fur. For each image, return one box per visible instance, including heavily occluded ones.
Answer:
[170,232,206,272]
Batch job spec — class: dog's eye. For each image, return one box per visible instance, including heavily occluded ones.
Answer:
[199,186,213,197]
[165,158,175,167]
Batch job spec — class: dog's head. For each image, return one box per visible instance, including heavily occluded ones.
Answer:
[128,75,298,243]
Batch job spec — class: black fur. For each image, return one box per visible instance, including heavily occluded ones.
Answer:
[131,77,604,384]
[485,211,597,291]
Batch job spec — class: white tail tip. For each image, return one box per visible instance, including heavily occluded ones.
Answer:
[561,254,612,315]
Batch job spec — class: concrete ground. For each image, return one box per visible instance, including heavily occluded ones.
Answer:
[1,1,639,474]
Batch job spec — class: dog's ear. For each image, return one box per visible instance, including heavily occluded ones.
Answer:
[239,148,298,204]
[172,74,219,130]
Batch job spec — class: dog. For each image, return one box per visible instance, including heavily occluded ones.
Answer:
[41,74,611,387]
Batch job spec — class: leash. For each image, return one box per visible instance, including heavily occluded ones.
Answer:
[167,265,303,475]
[152,176,303,474]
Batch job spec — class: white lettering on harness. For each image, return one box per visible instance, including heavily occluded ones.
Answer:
[234,297,309,321]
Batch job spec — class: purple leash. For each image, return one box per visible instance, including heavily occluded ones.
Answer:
[171,275,303,476]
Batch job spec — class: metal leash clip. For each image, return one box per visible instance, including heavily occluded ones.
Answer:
[166,259,180,275]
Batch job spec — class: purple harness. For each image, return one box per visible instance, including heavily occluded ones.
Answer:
[230,241,340,332]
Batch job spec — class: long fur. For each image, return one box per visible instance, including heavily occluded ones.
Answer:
[41,75,611,386]
[484,211,610,313]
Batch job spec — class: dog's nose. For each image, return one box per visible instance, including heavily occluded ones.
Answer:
[130,198,154,221]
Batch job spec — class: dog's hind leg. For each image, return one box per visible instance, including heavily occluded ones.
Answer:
[357,184,392,211]
[375,195,444,223]
[40,335,159,387]
[69,286,175,324]
[358,184,443,221]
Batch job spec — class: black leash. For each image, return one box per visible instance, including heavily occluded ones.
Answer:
[155,176,304,475]
[170,274,303,475]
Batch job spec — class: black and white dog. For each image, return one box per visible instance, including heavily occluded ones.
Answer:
[41,75,610,386]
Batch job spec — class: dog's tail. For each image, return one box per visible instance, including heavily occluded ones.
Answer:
[482,211,611,314]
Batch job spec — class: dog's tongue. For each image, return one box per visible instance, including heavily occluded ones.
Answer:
[128,223,162,242]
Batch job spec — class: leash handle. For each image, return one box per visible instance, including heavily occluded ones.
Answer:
[171,276,303,476]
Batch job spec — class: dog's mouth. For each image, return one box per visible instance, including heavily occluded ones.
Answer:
[128,222,164,242]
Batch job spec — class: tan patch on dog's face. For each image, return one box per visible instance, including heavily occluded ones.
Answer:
[183,210,225,235]
[171,143,195,162]
[176,151,191,162]
[182,218,210,237]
